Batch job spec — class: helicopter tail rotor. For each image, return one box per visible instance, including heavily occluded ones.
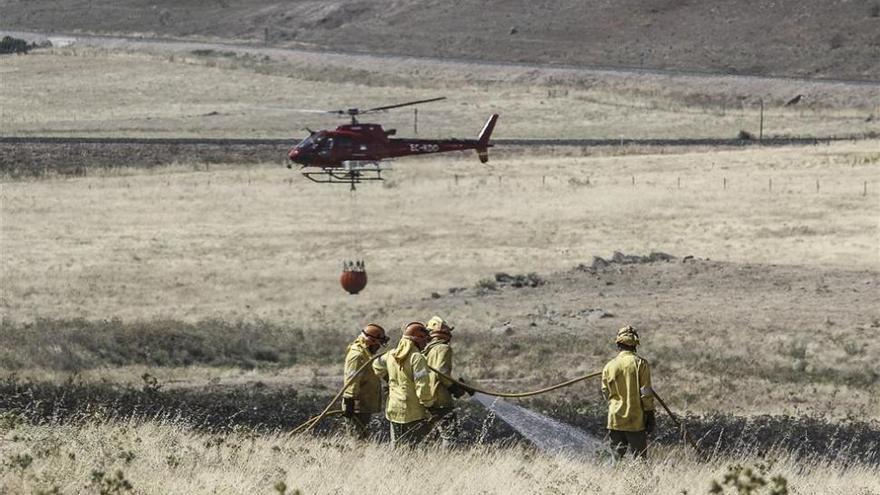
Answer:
[475,114,499,164]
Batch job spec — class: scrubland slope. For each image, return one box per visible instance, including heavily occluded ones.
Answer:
[3,0,880,79]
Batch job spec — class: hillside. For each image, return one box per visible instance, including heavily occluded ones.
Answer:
[3,0,880,80]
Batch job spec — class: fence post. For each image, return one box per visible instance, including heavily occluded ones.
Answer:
[816,179,820,193]
[769,178,772,192]
[723,177,727,190]
[632,175,635,187]
[759,98,764,142]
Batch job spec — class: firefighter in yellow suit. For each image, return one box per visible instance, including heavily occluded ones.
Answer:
[341,323,388,438]
[601,325,656,460]
[375,321,435,445]
[423,316,470,447]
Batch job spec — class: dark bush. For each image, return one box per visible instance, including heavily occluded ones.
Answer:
[0,36,33,55]
[526,397,880,464]
[0,376,519,444]
[2,375,875,461]
[0,375,317,431]
[494,272,545,288]
[0,318,318,371]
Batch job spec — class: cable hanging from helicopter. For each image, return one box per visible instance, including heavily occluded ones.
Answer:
[283,97,498,294]
[339,187,367,295]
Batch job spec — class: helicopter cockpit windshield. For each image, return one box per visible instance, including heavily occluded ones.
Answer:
[296,132,325,150]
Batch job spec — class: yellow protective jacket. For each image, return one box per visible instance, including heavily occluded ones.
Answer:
[372,351,388,380]
[341,336,383,414]
[601,350,655,432]
[424,339,455,409]
[384,338,435,423]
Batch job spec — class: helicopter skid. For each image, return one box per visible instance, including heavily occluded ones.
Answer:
[301,161,390,185]
[343,160,391,172]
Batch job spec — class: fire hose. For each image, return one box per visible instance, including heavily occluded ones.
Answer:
[289,352,388,435]
[426,365,601,398]
[290,353,600,434]
[428,365,702,456]
[652,387,703,457]
[291,355,701,456]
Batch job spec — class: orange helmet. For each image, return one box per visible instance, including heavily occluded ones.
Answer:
[361,323,388,346]
[402,321,429,347]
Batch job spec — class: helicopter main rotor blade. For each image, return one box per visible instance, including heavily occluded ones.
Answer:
[259,97,447,117]
[362,96,446,114]
[240,106,332,114]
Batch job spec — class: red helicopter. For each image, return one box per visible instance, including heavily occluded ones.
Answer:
[287,97,498,188]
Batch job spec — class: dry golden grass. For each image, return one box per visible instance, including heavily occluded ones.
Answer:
[1,48,877,139]
[1,420,877,495]
[2,141,877,322]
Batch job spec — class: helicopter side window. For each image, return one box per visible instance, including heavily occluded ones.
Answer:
[317,137,333,157]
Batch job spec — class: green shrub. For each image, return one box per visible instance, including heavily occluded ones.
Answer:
[90,469,133,495]
[5,452,33,471]
[709,461,788,495]
[0,318,309,370]
[0,36,33,55]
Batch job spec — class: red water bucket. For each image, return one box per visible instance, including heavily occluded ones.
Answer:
[340,268,367,295]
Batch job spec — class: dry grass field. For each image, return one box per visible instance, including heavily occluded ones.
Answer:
[1,48,878,140]
[1,421,878,495]
[2,42,880,494]
[3,141,877,322]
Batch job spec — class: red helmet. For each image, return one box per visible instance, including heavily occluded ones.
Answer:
[361,323,388,346]
[402,321,429,348]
